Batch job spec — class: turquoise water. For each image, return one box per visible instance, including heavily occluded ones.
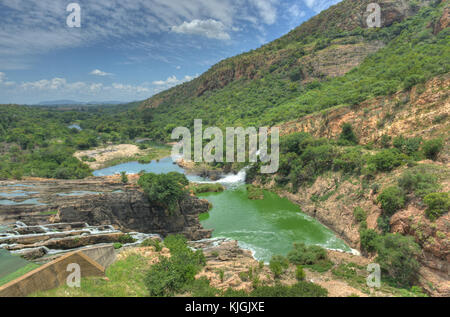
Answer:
[0,198,46,206]
[199,186,352,262]
[93,157,206,182]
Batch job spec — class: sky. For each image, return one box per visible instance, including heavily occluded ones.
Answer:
[0,0,341,105]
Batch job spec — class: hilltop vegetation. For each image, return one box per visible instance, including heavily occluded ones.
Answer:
[140,0,448,139]
[0,103,159,179]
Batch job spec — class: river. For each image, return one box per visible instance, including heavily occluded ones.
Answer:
[93,157,353,262]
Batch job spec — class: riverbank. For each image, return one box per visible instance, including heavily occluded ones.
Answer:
[74,143,172,170]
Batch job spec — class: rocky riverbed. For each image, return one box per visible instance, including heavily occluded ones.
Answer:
[0,176,213,264]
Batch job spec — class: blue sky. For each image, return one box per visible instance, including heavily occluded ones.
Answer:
[0,0,340,104]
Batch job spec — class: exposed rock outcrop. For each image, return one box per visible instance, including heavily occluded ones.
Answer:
[0,178,212,241]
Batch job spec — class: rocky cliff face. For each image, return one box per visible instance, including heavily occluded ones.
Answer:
[54,189,212,240]
[0,178,212,241]
[278,75,450,155]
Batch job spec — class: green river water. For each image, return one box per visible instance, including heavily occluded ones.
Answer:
[92,160,353,262]
[199,186,352,262]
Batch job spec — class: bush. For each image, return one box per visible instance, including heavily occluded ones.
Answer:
[145,235,205,297]
[269,255,289,278]
[376,234,421,287]
[141,238,163,251]
[120,171,128,184]
[359,229,379,253]
[393,136,422,157]
[370,149,406,172]
[339,123,358,145]
[287,243,332,272]
[377,186,405,216]
[423,192,449,221]
[118,234,137,244]
[353,207,367,222]
[295,265,306,281]
[191,183,224,194]
[113,242,123,250]
[398,169,439,198]
[422,138,443,160]
[138,172,189,213]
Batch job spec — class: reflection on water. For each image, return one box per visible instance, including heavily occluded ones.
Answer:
[93,157,207,182]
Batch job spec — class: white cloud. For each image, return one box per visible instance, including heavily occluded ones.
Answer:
[90,69,113,76]
[250,0,278,25]
[0,72,5,83]
[172,19,231,40]
[0,0,287,69]
[289,4,306,18]
[303,0,340,13]
[152,74,197,87]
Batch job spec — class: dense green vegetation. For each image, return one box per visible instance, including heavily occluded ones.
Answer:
[0,102,162,179]
[144,235,206,297]
[137,172,189,213]
[140,2,449,136]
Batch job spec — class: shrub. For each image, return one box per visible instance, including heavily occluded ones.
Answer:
[393,136,422,157]
[138,172,189,213]
[377,215,391,234]
[398,169,439,198]
[377,186,405,216]
[141,238,163,251]
[269,255,289,278]
[339,123,358,145]
[145,235,205,297]
[423,192,449,221]
[359,229,379,253]
[353,207,367,223]
[376,234,421,287]
[191,183,224,194]
[370,149,406,172]
[296,265,306,281]
[120,171,128,184]
[422,138,443,160]
[287,243,332,272]
[118,234,137,244]
[113,242,123,250]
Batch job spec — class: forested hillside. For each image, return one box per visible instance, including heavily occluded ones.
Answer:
[139,0,448,137]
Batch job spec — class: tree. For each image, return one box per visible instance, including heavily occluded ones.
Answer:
[377,186,405,216]
[339,123,358,145]
[422,138,443,160]
[424,192,449,221]
[376,234,421,287]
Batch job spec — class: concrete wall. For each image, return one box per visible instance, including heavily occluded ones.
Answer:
[0,251,105,297]
[81,245,116,269]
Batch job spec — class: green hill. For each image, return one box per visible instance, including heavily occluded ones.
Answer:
[139,0,448,138]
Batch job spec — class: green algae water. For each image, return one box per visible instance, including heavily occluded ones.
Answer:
[199,186,352,262]
[93,160,353,262]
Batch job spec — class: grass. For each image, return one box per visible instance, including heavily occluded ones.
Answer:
[31,254,150,297]
[331,262,428,297]
[246,185,264,200]
[190,183,225,195]
[0,263,40,287]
